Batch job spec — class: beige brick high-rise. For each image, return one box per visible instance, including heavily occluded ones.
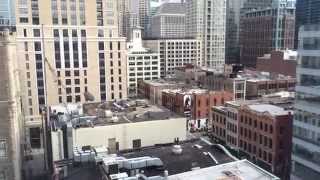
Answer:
[15,0,128,175]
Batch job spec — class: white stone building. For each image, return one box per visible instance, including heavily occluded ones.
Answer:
[127,27,160,97]
[144,39,202,77]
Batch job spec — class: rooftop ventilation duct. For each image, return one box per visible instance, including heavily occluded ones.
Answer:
[172,145,183,155]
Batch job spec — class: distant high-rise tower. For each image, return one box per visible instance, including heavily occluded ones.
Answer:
[139,0,151,37]
[129,0,151,37]
[226,0,245,64]
[118,0,130,37]
[186,0,226,71]
[150,3,186,39]
[239,0,295,67]
[124,12,140,41]
[226,0,273,64]
[295,0,320,49]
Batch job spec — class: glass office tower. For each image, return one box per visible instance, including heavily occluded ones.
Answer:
[292,24,320,180]
[0,0,15,28]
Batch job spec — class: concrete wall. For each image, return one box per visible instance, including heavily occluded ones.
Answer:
[0,31,22,180]
[70,118,187,151]
[51,130,64,162]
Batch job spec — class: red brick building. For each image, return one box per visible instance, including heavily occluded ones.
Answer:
[211,100,293,180]
[137,80,185,105]
[238,104,293,180]
[162,89,233,130]
[257,50,297,77]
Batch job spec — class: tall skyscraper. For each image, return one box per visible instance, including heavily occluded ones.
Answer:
[0,0,15,28]
[118,0,130,37]
[139,0,150,37]
[123,12,140,41]
[292,24,320,180]
[129,0,151,37]
[295,0,320,49]
[240,0,295,67]
[15,0,128,176]
[226,0,273,64]
[0,30,23,180]
[186,0,226,71]
[150,3,186,39]
[226,0,245,64]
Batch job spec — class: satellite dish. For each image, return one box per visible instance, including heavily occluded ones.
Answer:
[84,91,95,101]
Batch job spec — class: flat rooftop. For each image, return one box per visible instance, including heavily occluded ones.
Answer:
[119,139,235,177]
[122,104,182,123]
[248,104,289,116]
[142,79,181,86]
[52,100,184,128]
[85,104,183,127]
[168,159,280,180]
[162,88,209,95]
[239,69,296,82]
[226,95,294,111]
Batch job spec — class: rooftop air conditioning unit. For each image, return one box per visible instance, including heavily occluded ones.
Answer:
[172,145,182,155]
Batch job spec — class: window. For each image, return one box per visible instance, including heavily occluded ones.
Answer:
[30,128,41,149]
[81,30,86,37]
[0,171,5,180]
[74,70,80,76]
[33,29,41,37]
[72,30,77,37]
[66,79,71,85]
[24,42,28,51]
[75,95,81,102]
[99,42,104,50]
[98,29,104,37]
[34,42,41,51]
[66,88,72,94]
[63,29,68,37]
[132,139,141,149]
[75,79,80,85]
[67,96,72,102]
[0,140,7,158]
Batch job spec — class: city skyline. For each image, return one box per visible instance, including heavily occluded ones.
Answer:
[0,0,319,180]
